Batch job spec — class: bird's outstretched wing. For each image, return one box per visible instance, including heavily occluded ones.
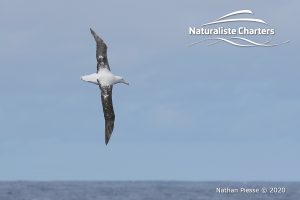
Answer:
[90,28,110,71]
[98,83,115,145]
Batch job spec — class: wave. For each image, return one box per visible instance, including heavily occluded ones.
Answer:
[189,37,290,47]
[203,18,267,26]
[217,10,253,21]
[203,9,267,26]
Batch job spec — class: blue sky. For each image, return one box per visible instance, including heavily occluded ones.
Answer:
[0,0,299,181]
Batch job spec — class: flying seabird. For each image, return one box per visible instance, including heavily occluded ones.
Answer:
[81,28,129,145]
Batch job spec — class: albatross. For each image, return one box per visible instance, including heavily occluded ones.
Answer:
[81,28,129,145]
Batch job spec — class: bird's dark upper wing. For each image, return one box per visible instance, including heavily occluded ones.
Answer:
[99,85,115,145]
[90,28,110,71]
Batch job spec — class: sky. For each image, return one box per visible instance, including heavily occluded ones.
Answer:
[0,0,299,181]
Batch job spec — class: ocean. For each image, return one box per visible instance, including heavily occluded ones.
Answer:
[0,181,299,200]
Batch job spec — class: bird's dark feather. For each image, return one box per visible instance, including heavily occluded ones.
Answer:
[90,28,110,72]
[99,85,115,145]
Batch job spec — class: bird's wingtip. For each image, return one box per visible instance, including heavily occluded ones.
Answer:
[105,137,110,145]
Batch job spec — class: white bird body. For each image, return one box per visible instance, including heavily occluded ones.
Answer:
[80,28,129,145]
[81,68,126,86]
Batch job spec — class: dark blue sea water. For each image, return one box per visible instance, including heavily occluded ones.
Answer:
[0,181,299,200]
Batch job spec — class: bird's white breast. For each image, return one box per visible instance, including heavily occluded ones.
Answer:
[81,68,118,86]
[98,68,116,86]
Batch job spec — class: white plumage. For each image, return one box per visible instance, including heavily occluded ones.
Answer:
[80,28,129,145]
[81,68,128,86]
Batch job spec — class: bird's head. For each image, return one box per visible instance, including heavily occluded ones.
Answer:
[80,75,87,82]
[115,76,129,85]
